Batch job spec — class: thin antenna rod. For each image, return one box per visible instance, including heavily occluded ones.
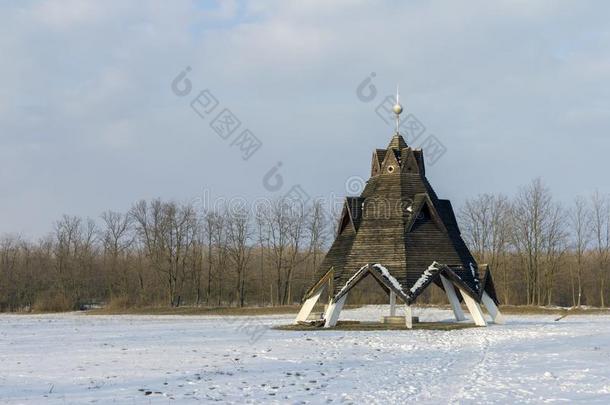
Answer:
[396,85,399,133]
[394,84,402,134]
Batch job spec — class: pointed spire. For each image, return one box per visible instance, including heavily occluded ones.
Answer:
[387,133,407,150]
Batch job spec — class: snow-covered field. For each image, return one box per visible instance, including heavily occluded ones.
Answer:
[1,307,609,404]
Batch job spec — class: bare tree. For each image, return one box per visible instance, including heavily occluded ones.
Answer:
[53,215,82,306]
[254,202,269,305]
[100,211,133,298]
[307,200,328,282]
[283,203,309,305]
[202,210,215,305]
[131,200,197,307]
[211,210,229,306]
[591,191,610,307]
[0,235,22,310]
[541,203,567,305]
[51,216,99,308]
[266,199,291,305]
[569,197,590,307]
[192,213,205,306]
[460,194,493,260]
[168,202,198,307]
[131,200,166,303]
[511,179,553,305]
[226,206,253,307]
[460,194,511,302]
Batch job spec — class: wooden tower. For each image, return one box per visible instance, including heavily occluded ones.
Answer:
[295,95,503,328]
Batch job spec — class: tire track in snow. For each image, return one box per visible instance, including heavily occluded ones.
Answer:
[447,331,491,404]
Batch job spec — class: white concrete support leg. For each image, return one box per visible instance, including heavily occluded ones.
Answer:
[389,291,396,316]
[324,294,347,328]
[404,304,413,329]
[440,275,466,322]
[294,288,324,324]
[459,288,487,326]
[481,291,505,324]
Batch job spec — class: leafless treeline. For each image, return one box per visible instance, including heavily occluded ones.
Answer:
[0,198,329,311]
[459,178,609,308]
[0,178,609,311]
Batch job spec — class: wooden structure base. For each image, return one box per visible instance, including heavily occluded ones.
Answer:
[294,262,505,329]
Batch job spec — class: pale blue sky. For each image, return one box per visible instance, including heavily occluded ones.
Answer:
[1,0,609,237]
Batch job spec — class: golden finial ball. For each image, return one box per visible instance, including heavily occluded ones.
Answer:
[392,103,403,115]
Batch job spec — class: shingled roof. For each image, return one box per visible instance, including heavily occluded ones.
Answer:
[309,132,497,304]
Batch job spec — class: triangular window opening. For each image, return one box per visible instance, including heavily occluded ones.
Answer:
[411,205,432,232]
